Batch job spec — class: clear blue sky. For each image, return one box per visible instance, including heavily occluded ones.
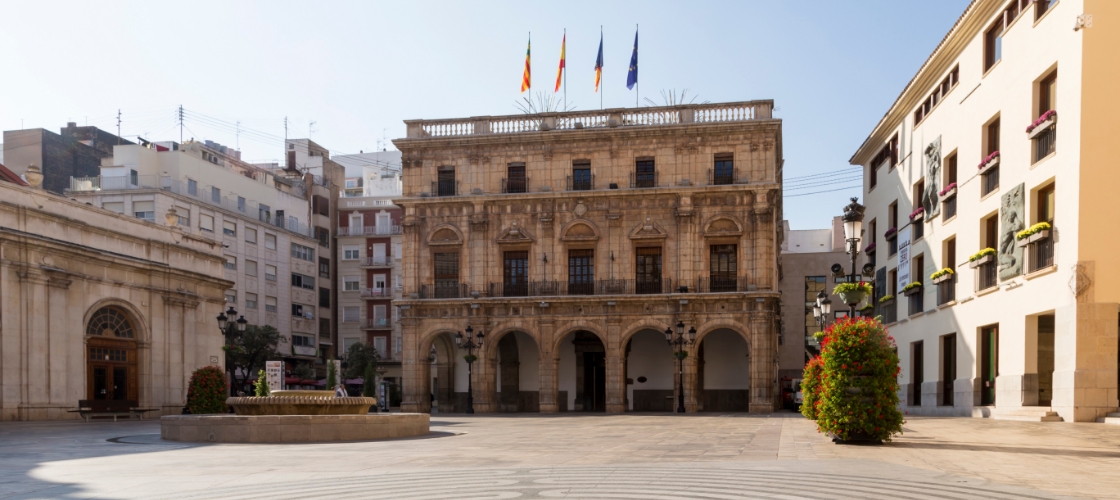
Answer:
[0,0,968,229]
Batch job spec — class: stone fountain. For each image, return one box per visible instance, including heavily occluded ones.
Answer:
[161,390,428,443]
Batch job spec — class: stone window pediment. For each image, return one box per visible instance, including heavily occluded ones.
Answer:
[703,215,744,238]
[427,225,464,247]
[496,222,535,246]
[628,218,668,241]
[560,220,600,243]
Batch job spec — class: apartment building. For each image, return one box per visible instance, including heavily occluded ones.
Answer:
[850,0,1118,422]
[333,150,403,198]
[67,140,330,391]
[3,123,130,195]
[393,102,783,414]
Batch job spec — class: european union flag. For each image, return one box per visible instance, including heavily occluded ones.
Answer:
[626,29,638,90]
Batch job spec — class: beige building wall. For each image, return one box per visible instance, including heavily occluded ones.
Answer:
[0,180,231,420]
[394,103,783,414]
[850,0,1117,422]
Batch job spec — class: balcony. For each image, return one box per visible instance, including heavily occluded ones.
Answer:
[404,101,774,139]
[419,282,470,299]
[695,277,751,293]
[432,180,459,197]
[912,218,924,240]
[501,177,529,194]
[630,171,658,189]
[1032,125,1056,164]
[360,287,391,298]
[880,298,898,324]
[566,174,594,191]
[707,167,743,186]
[361,256,392,268]
[364,317,390,329]
[942,194,957,221]
[981,167,1000,197]
[936,276,956,306]
[1027,235,1055,273]
[977,261,998,291]
[907,289,924,316]
[337,225,401,237]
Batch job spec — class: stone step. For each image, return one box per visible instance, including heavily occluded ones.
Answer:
[990,407,1063,422]
[1096,416,1120,425]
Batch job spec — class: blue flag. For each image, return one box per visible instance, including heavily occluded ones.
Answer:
[626,29,638,90]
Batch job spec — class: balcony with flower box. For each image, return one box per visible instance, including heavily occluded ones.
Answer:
[1027,110,1057,164]
[1017,223,1054,274]
[978,151,1000,197]
[940,183,957,220]
[909,208,925,240]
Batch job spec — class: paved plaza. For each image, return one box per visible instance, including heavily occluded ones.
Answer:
[2,413,1120,499]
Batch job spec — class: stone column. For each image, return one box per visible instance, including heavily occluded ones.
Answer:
[684,346,700,412]
[749,304,777,413]
[45,275,72,415]
[400,318,427,413]
[19,270,50,419]
[538,320,558,413]
[606,319,625,413]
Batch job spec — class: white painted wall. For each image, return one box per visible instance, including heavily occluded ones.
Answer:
[626,329,674,410]
[702,329,750,389]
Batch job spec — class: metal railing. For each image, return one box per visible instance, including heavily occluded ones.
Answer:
[404,101,774,138]
[888,237,898,256]
[360,287,390,298]
[419,282,469,299]
[432,180,459,197]
[337,225,401,236]
[978,262,998,291]
[881,299,897,324]
[1028,236,1055,273]
[566,174,594,191]
[908,289,924,316]
[366,317,390,328]
[630,171,658,189]
[695,277,751,293]
[937,276,956,305]
[1033,125,1056,163]
[943,195,957,220]
[362,256,392,267]
[707,167,741,186]
[501,177,529,194]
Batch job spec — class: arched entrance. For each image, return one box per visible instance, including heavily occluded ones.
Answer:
[85,306,139,401]
[494,331,540,412]
[624,329,675,411]
[428,333,457,413]
[697,328,750,412]
[556,330,605,412]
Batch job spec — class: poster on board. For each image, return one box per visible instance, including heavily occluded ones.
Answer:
[265,360,283,392]
[897,226,911,293]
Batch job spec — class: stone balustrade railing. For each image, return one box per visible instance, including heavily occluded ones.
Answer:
[404,101,773,139]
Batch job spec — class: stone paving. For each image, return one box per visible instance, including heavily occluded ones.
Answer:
[2,413,1119,499]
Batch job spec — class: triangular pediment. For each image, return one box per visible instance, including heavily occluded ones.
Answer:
[628,218,668,240]
[496,222,535,245]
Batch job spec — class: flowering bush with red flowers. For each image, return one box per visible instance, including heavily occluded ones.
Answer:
[186,366,229,415]
[800,356,824,420]
[814,316,904,442]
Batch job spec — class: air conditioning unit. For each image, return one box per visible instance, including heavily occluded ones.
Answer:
[303,312,314,319]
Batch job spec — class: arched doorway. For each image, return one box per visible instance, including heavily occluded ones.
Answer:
[494,331,540,412]
[557,330,605,412]
[85,306,139,401]
[697,328,750,411]
[624,329,675,411]
[428,333,457,413]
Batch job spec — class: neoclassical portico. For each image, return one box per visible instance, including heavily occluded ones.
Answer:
[392,102,784,414]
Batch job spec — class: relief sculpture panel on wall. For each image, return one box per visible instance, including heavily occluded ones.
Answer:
[999,183,1025,280]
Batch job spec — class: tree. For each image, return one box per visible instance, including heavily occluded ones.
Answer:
[326,358,338,390]
[223,325,281,396]
[343,341,381,380]
[290,363,315,383]
[362,362,377,398]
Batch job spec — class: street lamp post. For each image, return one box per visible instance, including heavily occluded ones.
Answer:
[455,326,485,414]
[812,290,833,328]
[216,306,248,393]
[664,321,696,413]
[840,197,866,317]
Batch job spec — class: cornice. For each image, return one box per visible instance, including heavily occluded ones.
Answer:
[393,182,779,208]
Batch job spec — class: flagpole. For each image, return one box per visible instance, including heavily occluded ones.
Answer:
[600,25,604,111]
[635,24,639,108]
[563,28,567,112]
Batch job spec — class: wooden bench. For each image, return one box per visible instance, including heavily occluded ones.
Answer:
[67,400,159,421]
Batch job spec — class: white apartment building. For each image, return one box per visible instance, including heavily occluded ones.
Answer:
[68,140,330,389]
[850,0,1118,422]
[332,150,402,198]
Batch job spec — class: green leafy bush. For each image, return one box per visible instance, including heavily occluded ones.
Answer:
[253,369,271,397]
[326,359,338,390]
[800,356,823,420]
[814,317,903,442]
[833,282,873,295]
[362,363,377,398]
[969,247,996,262]
[187,366,228,414]
[1016,222,1051,241]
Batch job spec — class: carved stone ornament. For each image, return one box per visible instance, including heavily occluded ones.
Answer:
[1069,262,1091,298]
[998,184,1026,280]
[922,137,942,220]
[427,225,464,246]
[703,216,744,238]
[573,202,588,217]
[628,217,668,241]
[496,222,535,245]
[560,220,600,243]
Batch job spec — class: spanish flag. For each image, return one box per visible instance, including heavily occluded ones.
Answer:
[594,33,603,92]
[521,35,531,93]
[554,32,566,92]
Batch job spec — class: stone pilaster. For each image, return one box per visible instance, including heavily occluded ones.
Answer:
[606,318,625,413]
[748,303,777,413]
[399,319,426,413]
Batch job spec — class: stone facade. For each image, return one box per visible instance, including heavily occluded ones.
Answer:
[392,102,783,414]
[0,179,231,421]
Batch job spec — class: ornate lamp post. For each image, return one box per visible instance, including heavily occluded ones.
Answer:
[664,321,696,413]
[455,325,485,414]
[812,290,833,328]
[840,197,866,317]
[216,306,248,345]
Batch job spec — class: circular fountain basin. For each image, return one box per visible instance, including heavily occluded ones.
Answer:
[226,396,377,416]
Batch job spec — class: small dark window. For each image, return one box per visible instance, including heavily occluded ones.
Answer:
[713,154,734,185]
[984,20,1003,71]
[634,159,656,188]
[436,167,456,196]
[568,249,594,295]
[505,164,527,193]
[571,161,592,191]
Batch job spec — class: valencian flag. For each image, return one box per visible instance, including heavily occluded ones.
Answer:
[554,32,566,92]
[626,28,638,90]
[594,32,603,92]
[521,34,531,93]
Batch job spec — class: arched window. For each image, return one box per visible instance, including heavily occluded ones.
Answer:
[86,307,135,339]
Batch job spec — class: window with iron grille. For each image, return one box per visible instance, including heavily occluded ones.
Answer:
[635,247,662,292]
[568,249,594,294]
[437,168,456,196]
[709,244,737,292]
[503,251,529,295]
[506,164,527,193]
[635,159,655,188]
[713,154,734,185]
[434,252,459,285]
[572,161,592,190]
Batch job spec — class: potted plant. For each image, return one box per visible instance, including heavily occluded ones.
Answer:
[1026,109,1057,138]
[884,227,897,240]
[969,248,997,268]
[939,182,957,198]
[859,304,874,316]
[909,207,924,221]
[833,281,873,308]
[1016,222,1052,247]
[814,317,904,443]
[930,268,954,284]
[902,281,922,296]
[864,242,877,254]
[878,294,895,306]
[800,356,823,420]
[977,151,1000,174]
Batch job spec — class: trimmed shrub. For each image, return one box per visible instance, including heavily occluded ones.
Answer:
[800,356,823,420]
[815,316,904,442]
[326,360,338,391]
[362,363,377,398]
[253,369,270,397]
[187,366,228,414]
